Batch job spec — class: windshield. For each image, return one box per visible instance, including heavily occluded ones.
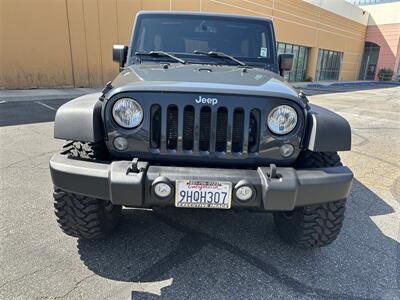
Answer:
[131,14,275,67]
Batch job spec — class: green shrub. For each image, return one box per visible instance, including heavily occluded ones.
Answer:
[304,76,313,82]
[377,68,393,81]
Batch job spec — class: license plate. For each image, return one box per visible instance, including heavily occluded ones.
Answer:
[175,180,232,209]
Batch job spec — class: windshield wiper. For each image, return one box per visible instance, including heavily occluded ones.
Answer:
[135,51,186,64]
[193,50,247,67]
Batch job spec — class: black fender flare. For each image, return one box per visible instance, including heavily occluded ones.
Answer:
[305,104,351,152]
[54,93,104,142]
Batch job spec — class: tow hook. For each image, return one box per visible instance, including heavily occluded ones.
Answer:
[127,158,146,174]
[269,164,279,179]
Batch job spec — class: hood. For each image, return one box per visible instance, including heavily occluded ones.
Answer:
[108,63,301,103]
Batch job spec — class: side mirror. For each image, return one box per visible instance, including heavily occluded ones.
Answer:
[112,45,128,71]
[279,53,294,76]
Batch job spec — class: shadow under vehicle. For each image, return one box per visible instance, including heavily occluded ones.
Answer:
[76,179,399,299]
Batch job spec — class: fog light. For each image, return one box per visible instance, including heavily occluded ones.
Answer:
[280,144,294,158]
[154,182,172,198]
[235,186,253,201]
[113,136,128,151]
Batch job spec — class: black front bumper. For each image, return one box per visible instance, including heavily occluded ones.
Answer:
[49,154,353,211]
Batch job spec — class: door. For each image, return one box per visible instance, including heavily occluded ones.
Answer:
[359,42,380,80]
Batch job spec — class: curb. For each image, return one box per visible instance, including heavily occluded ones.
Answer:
[305,81,400,89]
[0,88,101,103]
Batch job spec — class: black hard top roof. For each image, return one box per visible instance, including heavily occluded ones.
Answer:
[136,10,272,23]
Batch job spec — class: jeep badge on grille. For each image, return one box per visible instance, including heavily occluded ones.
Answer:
[196,96,218,105]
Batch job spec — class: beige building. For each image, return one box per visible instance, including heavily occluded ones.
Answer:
[0,0,371,88]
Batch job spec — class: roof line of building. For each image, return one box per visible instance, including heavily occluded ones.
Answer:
[303,0,370,25]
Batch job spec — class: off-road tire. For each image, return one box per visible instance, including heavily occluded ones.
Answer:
[295,151,342,168]
[273,151,347,248]
[61,141,110,161]
[53,141,121,239]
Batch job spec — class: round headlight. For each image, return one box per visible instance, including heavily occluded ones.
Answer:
[112,98,143,128]
[267,105,298,135]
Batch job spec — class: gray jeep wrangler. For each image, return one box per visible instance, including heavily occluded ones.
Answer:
[50,11,353,248]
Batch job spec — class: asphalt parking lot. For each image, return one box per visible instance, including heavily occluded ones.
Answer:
[0,86,399,299]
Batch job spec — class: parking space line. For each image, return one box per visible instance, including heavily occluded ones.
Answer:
[340,111,400,124]
[36,101,56,111]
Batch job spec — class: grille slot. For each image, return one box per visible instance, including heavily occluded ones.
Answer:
[150,104,161,149]
[232,108,244,153]
[199,106,212,151]
[182,106,195,150]
[215,107,228,152]
[166,105,178,150]
[248,109,260,153]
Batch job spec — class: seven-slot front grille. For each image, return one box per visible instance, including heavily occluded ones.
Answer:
[150,104,261,156]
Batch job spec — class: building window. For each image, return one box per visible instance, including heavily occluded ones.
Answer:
[277,42,309,82]
[315,49,343,81]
